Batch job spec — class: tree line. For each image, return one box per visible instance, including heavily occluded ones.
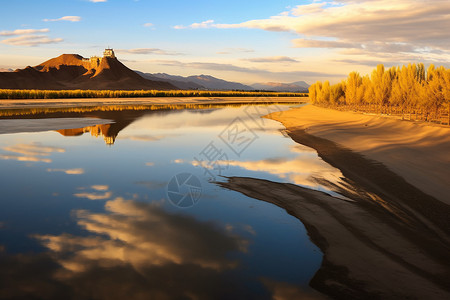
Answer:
[309,64,450,124]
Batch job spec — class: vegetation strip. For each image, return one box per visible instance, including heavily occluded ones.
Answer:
[0,89,307,99]
[309,63,450,125]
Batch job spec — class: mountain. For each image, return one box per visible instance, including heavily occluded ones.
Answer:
[0,52,177,90]
[135,71,203,90]
[138,72,254,91]
[0,68,13,72]
[251,81,310,92]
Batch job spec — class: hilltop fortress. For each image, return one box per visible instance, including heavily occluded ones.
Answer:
[82,48,116,68]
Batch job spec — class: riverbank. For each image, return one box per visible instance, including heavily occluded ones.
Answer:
[267,104,450,205]
[0,96,305,110]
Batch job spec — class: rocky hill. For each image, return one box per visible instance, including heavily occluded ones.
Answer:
[0,51,176,90]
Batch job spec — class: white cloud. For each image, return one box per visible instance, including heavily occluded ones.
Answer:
[43,16,81,22]
[89,0,107,2]
[143,23,154,28]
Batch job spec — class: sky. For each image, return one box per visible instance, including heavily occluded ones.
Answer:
[0,0,449,84]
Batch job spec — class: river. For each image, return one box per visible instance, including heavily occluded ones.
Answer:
[0,103,346,299]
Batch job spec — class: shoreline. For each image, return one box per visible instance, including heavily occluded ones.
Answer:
[0,97,306,110]
[267,104,450,205]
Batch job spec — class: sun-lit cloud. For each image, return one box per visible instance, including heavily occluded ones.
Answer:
[0,27,63,47]
[43,16,81,22]
[145,162,155,166]
[1,35,63,46]
[151,59,343,78]
[199,146,345,191]
[92,185,109,191]
[3,143,65,156]
[115,48,181,55]
[174,1,450,60]
[47,168,85,175]
[74,191,112,200]
[293,39,361,49]
[117,134,172,141]
[216,48,254,55]
[0,28,49,36]
[0,155,52,163]
[143,23,154,28]
[244,56,299,63]
[0,142,65,163]
[35,197,247,271]
[0,197,249,299]
[74,185,112,200]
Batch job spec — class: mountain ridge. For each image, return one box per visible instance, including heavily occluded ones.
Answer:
[251,81,309,92]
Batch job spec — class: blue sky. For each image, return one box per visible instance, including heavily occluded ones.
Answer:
[0,0,449,84]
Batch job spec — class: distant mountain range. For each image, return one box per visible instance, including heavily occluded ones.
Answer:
[0,51,309,91]
[136,72,254,90]
[250,81,309,92]
[138,72,310,92]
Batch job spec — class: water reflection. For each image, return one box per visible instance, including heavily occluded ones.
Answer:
[0,103,326,299]
[0,142,65,163]
[0,198,259,299]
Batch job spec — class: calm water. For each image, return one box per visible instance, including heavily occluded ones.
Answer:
[0,104,344,299]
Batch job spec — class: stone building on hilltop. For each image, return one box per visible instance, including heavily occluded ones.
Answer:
[82,48,116,68]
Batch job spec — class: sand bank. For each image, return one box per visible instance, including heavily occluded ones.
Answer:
[267,104,450,205]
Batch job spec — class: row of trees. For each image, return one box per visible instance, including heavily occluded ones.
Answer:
[309,64,450,124]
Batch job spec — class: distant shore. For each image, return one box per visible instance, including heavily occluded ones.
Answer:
[0,96,306,110]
